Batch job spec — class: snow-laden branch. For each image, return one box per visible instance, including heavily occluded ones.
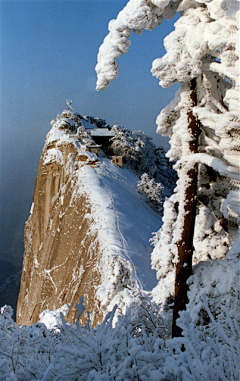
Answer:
[181,153,240,180]
[96,0,239,92]
[151,3,239,88]
[95,0,179,91]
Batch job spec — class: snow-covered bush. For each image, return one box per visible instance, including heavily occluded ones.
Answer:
[164,297,240,381]
[137,173,164,212]
[1,296,239,380]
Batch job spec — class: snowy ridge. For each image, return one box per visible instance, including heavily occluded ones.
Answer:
[60,135,162,314]
[75,160,161,314]
[17,109,166,325]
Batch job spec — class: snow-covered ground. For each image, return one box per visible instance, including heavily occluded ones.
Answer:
[78,158,161,292]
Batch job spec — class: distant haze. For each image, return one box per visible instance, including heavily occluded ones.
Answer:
[0,0,178,287]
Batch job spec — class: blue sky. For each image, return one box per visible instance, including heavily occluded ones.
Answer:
[0,0,178,274]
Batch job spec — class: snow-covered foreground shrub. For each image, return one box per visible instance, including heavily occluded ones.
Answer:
[165,296,240,381]
[0,297,239,380]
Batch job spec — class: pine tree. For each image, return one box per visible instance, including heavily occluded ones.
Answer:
[137,172,164,212]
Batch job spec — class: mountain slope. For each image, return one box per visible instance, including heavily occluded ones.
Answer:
[16,113,163,325]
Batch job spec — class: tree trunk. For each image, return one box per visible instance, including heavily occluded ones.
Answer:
[172,78,200,338]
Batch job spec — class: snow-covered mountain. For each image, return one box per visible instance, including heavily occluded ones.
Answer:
[3,106,240,380]
[16,108,176,326]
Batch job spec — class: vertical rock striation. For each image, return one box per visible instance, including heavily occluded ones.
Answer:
[17,127,103,325]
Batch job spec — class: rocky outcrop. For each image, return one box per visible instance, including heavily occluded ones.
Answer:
[17,130,103,326]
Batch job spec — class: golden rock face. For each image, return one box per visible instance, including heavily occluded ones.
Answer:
[16,138,103,326]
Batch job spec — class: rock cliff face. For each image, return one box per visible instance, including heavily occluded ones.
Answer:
[17,109,163,326]
[17,134,102,325]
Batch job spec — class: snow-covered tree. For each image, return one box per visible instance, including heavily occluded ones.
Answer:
[110,124,176,198]
[96,0,240,337]
[110,125,140,163]
[137,173,164,212]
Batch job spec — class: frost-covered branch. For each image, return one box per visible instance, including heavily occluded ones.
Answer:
[96,0,179,91]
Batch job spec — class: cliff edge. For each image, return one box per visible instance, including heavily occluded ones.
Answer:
[17,109,163,325]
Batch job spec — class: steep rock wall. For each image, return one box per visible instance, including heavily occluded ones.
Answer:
[17,135,103,326]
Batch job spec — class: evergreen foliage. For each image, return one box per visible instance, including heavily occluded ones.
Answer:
[137,173,164,212]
